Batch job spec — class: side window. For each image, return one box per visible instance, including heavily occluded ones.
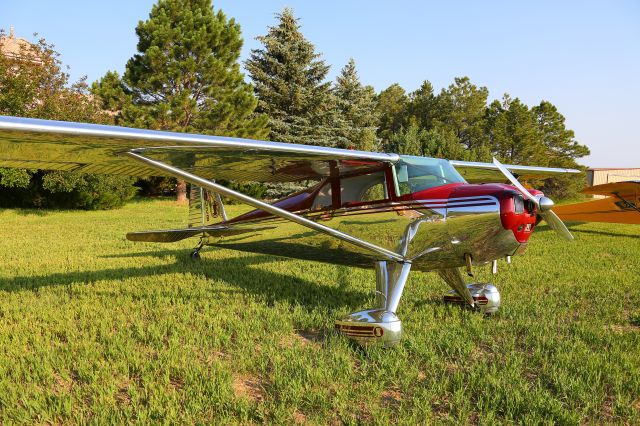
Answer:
[362,182,386,201]
[340,171,388,205]
[311,182,332,210]
[398,182,412,196]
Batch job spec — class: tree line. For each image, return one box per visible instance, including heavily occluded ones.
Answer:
[0,0,589,209]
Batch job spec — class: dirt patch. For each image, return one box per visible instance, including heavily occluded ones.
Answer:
[357,403,373,423]
[381,388,402,408]
[116,384,131,406]
[432,396,451,419]
[607,324,639,334]
[292,410,308,424]
[113,376,132,406]
[233,374,265,403]
[194,347,227,365]
[601,395,615,422]
[52,373,72,395]
[208,350,227,363]
[470,343,493,361]
[169,374,184,391]
[280,329,323,348]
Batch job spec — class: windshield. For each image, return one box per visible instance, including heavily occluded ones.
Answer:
[395,156,466,195]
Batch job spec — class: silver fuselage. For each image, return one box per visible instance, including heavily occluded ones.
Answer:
[203,196,524,272]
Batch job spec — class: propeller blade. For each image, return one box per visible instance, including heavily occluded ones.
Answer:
[492,157,574,241]
[539,210,574,241]
[492,158,538,205]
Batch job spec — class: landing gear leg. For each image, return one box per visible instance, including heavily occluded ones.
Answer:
[438,268,476,307]
[439,267,501,314]
[190,239,205,260]
[335,261,411,347]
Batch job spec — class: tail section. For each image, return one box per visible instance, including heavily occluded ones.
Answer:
[126,225,274,243]
[127,227,208,243]
[127,184,242,244]
[188,184,227,227]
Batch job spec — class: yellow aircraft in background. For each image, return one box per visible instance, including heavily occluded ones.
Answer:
[554,181,640,225]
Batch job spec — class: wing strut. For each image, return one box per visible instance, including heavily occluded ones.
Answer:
[125,151,405,262]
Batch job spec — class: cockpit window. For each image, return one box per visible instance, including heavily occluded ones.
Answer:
[395,156,466,195]
[341,171,388,205]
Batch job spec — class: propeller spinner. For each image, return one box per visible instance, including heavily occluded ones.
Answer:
[493,158,574,241]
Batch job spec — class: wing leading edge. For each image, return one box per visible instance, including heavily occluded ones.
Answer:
[0,115,398,182]
[449,160,581,183]
[0,116,580,184]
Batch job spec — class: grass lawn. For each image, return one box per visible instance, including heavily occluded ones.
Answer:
[0,198,639,424]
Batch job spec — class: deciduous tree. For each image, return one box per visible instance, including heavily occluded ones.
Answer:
[0,32,137,209]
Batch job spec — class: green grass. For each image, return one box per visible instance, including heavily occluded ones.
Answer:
[0,198,639,424]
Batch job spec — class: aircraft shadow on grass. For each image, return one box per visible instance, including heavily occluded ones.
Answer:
[535,222,640,239]
[0,248,370,311]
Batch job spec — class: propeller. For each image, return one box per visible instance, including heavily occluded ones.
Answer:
[492,158,574,241]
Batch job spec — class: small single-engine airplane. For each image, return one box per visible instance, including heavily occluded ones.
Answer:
[554,181,640,225]
[0,116,580,346]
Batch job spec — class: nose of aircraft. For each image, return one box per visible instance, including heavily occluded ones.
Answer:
[492,157,574,241]
[498,190,539,243]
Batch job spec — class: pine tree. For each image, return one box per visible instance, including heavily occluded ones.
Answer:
[388,125,467,160]
[333,58,379,151]
[245,8,339,146]
[532,100,589,199]
[92,0,268,201]
[376,83,409,150]
[433,77,489,153]
[407,80,437,130]
[122,0,267,137]
[485,95,545,164]
[532,101,589,167]
[90,71,130,116]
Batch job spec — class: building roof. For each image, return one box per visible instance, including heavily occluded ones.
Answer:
[589,168,640,171]
[0,25,41,63]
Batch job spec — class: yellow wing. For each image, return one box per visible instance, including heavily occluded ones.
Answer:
[554,181,640,224]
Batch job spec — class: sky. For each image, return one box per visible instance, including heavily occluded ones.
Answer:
[3,0,639,167]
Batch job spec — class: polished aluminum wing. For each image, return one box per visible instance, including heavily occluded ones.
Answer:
[0,116,581,184]
[449,160,581,183]
[0,116,398,182]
